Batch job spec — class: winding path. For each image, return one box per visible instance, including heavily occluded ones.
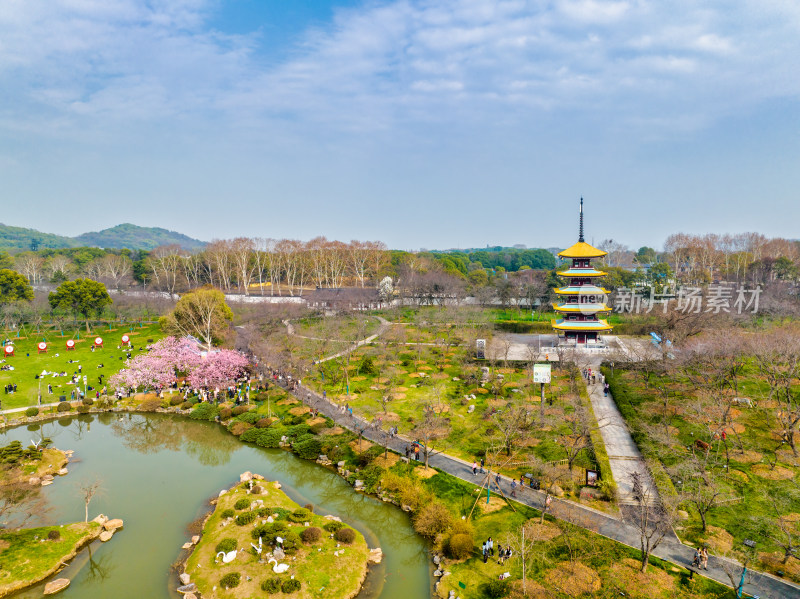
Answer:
[272,321,799,599]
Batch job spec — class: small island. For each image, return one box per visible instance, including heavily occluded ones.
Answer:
[181,472,373,599]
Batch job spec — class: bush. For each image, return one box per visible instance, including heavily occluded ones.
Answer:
[261,578,282,594]
[218,407,232,421]
[413,501,452,540]
[47,529,61,541]
[82,397,94,407]
[309,422,329,434]
[335,527,356,544]
[256,417,275,428]
[189,403,218,421]
[282,579,301,593]
[235,511,257,526]
[482,579,510,598]
[446,533,474,559]
[25,407,39,417]
[215,538,237,553]
[220,572,241,589]
[300,526,321,544]
[234,498,251,510]
[359,355,378,375]
[76,405,90,414]
[288,508,311,523]
[231,405,248,416]
[283,414,303,426]
[281,531,301,553]
[303,503,313,512]
[220,509,235,519]
[180,401,193,410]
[293,437,322,460]
[56,402,72,413]
[238,411,259,424]
[323,521,344,533]
[169,396,184,406]
[139,397,163,412]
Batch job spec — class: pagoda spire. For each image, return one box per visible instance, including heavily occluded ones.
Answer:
[578,197,584,242]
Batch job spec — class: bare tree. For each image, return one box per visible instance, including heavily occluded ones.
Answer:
[625,471,677,572]
[78,479,103,523]
[413,385,451,468]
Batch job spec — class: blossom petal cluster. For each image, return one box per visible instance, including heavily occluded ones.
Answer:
[109,337,249,391]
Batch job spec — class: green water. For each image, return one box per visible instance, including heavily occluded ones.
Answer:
[1,414,430,599]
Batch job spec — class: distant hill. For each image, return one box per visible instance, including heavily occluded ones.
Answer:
[0,223,78,252]
[74,224,206,251]
[0,223,206,252]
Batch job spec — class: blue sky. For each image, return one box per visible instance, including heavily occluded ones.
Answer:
[0,0,798,250]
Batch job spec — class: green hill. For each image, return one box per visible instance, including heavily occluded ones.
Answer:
[74,223,206,251]
[0,223,206,252]
[0,223,78,252]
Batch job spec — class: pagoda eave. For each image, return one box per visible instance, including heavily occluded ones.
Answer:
[551,319,613,332]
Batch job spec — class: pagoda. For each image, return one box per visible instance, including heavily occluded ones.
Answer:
[551,198,612,345]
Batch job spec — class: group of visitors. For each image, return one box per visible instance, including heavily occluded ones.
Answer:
[692,546,709,570]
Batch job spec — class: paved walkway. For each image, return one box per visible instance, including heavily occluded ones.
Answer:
[583,362,659,506]
[288,382,797,598]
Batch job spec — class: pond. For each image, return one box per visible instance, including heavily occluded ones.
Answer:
[1,414,431,599]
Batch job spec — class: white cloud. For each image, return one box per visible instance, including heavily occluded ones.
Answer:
[0,0,797,142]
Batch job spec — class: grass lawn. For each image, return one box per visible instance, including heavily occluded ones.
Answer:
[0,322,164,410]
[0,522,101,595]
[606,364,800,582]
[300,323,604,506]
[185,476,369,599]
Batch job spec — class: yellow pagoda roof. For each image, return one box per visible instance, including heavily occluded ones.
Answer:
[554,285,610,295]
[552,302,612,313]
[558,241,607,259]
[551,319,613,332]
[558,267,607,277]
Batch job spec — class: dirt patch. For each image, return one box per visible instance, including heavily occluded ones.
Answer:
[475,496,509,514]
[759,551,800,581]
[418,365,432,370]
[777,449,800,466]
[432,373,449,380]
[408,373,421,378]
[396,386,409,392]
[391,393,407,400]
[728,469,749,482]
[606,558,675,598]
[667,426,680,436]
[508,579,549,599]
[321,426,345,436]
[351,376,366,381]
[0,540,9,551]
[379,411,401,422]
[525,520,561,541]
[521,437,542,447]
[373,454,400,468]
[751,464,795,480]
[544,562,601,596]
[476,388,489,394]
[431,404,450,414]
[703,526,734,554]
[488,399,508,408]
[724,423,746,434]
[350,440,374,452]
[376,377,389,383]
[277,398,298,406]
[307,417,327,427]
[415,466,438,479]
[731,450,762,463]
[289,406,311,416]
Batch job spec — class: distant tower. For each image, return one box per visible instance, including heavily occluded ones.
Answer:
[551,199,612,345]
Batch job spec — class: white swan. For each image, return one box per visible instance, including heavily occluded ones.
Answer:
[216,550,237,564]
[269,558,290,573]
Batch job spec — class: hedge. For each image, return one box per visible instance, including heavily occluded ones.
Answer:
[601,366,678,499]
[576,378,617,501]
[189,402,218,421]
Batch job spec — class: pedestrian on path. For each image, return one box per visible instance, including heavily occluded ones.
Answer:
[479,457,485,474]
[700,547,709,570]
[510,479,517,497]
[472,461,478,476]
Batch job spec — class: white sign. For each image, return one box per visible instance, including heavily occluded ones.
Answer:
[533,363,551,384]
